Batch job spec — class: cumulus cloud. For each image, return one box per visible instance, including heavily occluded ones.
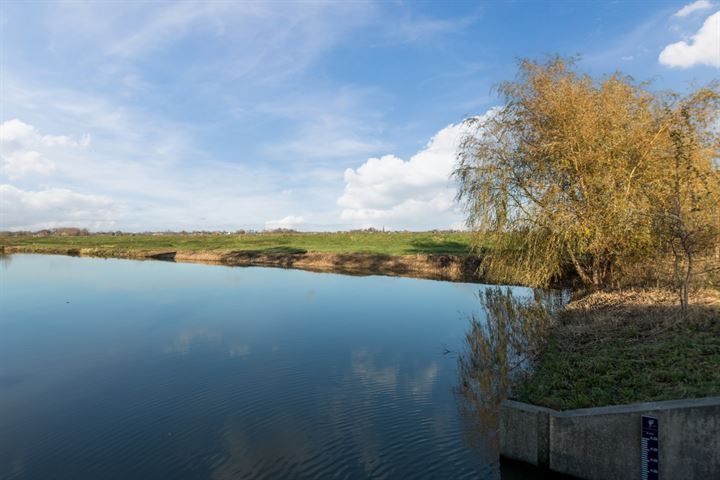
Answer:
[265,215,305,230]
[337,109,497,230]
[0,118,36,142]
[0,184,117,231]
[0,118,90,148]
[0,119,90,179]
[674,0,713,17]
[1,150,55,178]
[659,11,720,68]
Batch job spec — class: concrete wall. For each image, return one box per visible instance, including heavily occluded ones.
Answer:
[500,396,720,479]
[499,400,552,467]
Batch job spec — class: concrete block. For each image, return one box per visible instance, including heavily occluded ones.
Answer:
[500,400,553,466]
[500,396,720,479]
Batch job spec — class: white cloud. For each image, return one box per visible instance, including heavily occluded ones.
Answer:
[674,0,713,17]
[1,150,54,178]
[0,118,36,142]
[659,11,720,68]
[338,125,462,214]
[0,4,513,233]
[0,184,117,231]
[41,133,91,148]
[337,109,497,230]
[0,119,90,179]
[0,118,90,147]
[1,81,348,232]
[265,215,305,230]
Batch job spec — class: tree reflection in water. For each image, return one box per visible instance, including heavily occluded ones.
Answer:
[0,252,11,269]
[455,287,563,457]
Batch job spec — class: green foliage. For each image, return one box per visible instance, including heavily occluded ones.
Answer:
[516,323,720,410]
[514,288,720,410]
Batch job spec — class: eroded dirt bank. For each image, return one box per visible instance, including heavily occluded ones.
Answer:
[4,246,483,282]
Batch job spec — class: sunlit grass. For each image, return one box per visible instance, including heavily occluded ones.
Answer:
[515,289,720,410]
[2,231,474,256]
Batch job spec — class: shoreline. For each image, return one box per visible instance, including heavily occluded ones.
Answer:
[3,245,483,283]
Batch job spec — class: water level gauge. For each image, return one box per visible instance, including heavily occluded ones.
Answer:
[641,415,659,480]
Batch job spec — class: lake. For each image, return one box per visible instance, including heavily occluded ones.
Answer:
[0,254,537,479]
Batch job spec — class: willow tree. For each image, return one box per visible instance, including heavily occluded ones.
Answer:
[454,58,718,289]
[646,88,720,307]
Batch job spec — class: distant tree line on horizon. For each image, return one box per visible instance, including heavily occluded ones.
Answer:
[0,227,468,237]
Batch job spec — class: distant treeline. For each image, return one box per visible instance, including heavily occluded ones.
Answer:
[1,227,466,237]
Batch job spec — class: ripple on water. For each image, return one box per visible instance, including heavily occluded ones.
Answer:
[0,255,514,479]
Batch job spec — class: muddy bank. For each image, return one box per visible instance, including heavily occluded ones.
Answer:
[4,246,483,282]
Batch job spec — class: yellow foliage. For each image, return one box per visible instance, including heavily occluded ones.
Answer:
[455,57,719,290]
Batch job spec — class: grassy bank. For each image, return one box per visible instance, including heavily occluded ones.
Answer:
[1,232,481,282]
[515,289,720,410]
[1,231,473,256]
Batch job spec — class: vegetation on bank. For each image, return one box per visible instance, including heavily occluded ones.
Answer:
[453,57,719,413]
[457,288,720,413]
[1,231,474,257]
[515,289,720,410]
[454,57,719,303]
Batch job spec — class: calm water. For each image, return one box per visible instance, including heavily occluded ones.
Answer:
[0,254,535,479]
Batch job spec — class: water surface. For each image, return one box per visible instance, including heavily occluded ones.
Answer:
[0,254,532,479]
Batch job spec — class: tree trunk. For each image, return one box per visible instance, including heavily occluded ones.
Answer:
[567,248,592,286]
[682,248,692,313]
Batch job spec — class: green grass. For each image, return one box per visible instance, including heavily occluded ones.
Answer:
[2,231,474,256]
[515,315,720,410]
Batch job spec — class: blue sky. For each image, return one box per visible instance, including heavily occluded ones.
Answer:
[1,0,718,231]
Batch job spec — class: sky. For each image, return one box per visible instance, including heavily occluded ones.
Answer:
[1,0,718,232]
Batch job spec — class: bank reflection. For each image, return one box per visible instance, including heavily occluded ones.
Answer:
[456,287,562,459]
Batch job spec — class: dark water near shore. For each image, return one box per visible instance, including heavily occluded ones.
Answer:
[0,254,537,479]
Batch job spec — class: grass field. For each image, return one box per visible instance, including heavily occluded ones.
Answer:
[2,231,474,256]
[514,289,720,410]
